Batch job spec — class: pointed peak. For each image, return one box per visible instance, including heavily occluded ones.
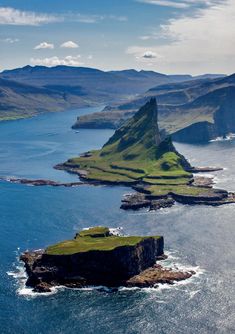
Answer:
[101,98,163,160]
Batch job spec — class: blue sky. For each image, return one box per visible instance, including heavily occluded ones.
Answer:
[0,0,234,74]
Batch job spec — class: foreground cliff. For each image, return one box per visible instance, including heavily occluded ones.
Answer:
[20,227,194,292]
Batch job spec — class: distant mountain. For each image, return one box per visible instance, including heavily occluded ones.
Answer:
[73,73,235,143]
[1,66,196,103]
[0,65,227,124]
[0,78,89,121]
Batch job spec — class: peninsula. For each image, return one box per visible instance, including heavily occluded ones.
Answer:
[21,227,194,292]
[56,98,235,210]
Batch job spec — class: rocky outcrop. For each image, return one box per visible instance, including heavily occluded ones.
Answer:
[121,193,175,211]
[120,186,235,211]
[126,264,195,288]
[20,228,195,293]
[0,177,83,187]
[20,231,164,291]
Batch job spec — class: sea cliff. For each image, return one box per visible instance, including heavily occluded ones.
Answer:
[20,227,194,292]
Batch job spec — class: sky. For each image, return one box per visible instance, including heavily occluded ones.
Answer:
[0,0,234,75]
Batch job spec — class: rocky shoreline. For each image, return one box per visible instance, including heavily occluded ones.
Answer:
[2,168,235,211]
[20,228,195,293]
[0,177,83,187]
[54,163,235,210]
[121,188,235,211]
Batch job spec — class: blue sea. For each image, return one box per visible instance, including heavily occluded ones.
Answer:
[0,108,235,334]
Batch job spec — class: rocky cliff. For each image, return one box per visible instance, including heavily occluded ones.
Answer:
[172,86,235,143]
[20,227,166,291]
[20,227,195,292]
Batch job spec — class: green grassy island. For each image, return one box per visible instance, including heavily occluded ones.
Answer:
[56,98,235,210]
[20,227,196,292]
[46,226,161,255]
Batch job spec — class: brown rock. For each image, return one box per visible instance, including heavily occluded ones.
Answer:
[125,264,195,288]
[33,282,52,293]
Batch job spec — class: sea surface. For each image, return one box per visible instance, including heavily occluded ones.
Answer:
[0,108,235,334]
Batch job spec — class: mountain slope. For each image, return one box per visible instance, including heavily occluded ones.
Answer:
[0,66,190,102]
[0,65,226,123]
[59,98,235,207]
[0,78,89,121]
[74,73,235,142]
[60,99,192,185]
[172,85,235,142]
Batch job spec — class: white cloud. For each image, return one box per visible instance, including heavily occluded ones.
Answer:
[87,55,93,60]
[1,37,19,43]
[137,0,223,9]
[142,51,158,59]
[71,13,127,23]
[137,1,189,9]
[30,55,82,67]
[60,41,79,48]
[0,7,127,26]
[0,7,61,26]
[34,42,54,50]
[127,0,235,74]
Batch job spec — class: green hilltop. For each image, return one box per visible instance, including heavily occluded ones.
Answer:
[62,98,197,195]
[46,226,161,255]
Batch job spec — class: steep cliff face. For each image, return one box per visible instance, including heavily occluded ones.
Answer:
[172,86,235,143]
[172,121,215,143]
[21,228,164,290]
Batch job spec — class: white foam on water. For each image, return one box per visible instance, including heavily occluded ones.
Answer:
[210,134,235,142]
[7,255,62,298]
[81,226,123,236]
[109,227,123,236]
[194,173,215,179]
[119,250,205,297]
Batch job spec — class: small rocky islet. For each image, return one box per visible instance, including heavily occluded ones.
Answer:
[21,227,195,293]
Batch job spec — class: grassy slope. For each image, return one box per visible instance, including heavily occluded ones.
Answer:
[63,99,210,197]
[46,227,161,255]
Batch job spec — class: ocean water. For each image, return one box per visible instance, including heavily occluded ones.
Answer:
[0,108,235,334]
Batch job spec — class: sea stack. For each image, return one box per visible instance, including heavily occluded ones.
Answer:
[20,227,195,292]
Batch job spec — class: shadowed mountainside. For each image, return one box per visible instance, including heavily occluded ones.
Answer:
[0,77,90,121]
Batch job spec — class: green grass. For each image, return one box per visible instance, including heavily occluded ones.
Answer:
[77,226,110,238]
[66,152,192,184]
[147,184,213,196]
[142,177,191,185]
[45,227,161,255]
[63,99,193,187]
[0,115,30,121]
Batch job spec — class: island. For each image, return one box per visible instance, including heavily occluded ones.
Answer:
[56,98,235,210]
[20,227,195,292]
